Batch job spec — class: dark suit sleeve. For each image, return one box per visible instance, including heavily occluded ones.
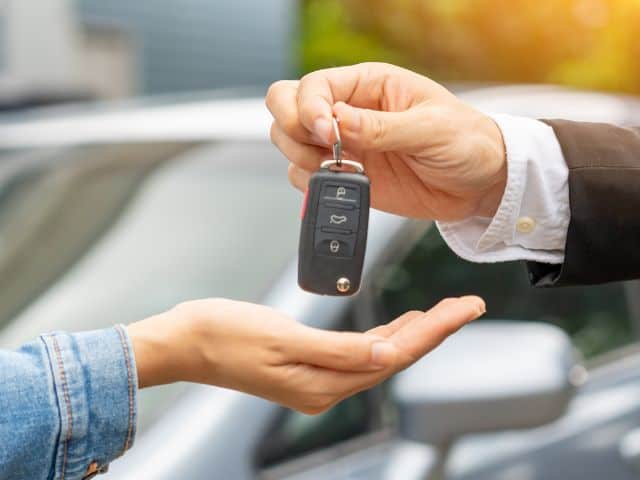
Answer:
[527,120,640,286]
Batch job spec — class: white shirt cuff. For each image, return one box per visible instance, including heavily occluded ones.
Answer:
[437,114,569,264]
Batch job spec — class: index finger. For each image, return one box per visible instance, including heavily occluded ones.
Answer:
[296,63,392,143]
[390,296,486,368]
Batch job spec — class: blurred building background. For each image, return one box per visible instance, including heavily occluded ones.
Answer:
[0,0,297,101]
[78,0,297,95]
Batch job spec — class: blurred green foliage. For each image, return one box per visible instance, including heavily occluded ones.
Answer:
[301,0,640,93]
[300,0,409,72]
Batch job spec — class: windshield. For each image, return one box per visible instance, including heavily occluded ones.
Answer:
[0,141,300,429]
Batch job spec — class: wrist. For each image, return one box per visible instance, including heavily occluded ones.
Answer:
[476,114,507,218]
[127,309,191,388]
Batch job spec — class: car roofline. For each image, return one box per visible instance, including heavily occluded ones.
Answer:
[0,96,271,148]
[2,84,638,149]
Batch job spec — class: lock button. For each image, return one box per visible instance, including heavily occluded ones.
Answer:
[321,184,360,207]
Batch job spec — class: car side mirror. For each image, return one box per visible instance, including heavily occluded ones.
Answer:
[392,321,586,448]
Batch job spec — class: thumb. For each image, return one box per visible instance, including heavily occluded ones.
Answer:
[333,101,423,153]
[287,327,398,372]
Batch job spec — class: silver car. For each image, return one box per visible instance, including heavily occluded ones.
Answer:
[1,85,640,479]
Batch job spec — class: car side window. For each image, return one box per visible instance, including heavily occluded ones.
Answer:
[375,226,634,359]
[0,143,192,330]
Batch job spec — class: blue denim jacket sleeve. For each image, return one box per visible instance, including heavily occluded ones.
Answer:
[0,325,138,480]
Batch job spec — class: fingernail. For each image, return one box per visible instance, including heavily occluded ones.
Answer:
[474,301,487,319]
[371,341,396,367]
[313,118,332,145]
[461,296,486,320]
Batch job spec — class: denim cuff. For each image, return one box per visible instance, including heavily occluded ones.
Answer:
[41,325,138,479]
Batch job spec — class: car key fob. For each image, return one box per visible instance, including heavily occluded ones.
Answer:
[298,118,370,296]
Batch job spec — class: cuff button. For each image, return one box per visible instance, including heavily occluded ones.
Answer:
[516,216,536,234]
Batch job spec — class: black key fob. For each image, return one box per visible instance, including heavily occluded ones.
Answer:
[298,159,370,296]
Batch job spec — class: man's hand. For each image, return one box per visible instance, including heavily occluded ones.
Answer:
[127,296,485,414]
[266,62,507,221]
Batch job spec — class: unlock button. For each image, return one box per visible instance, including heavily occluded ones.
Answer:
[314,231,356,257]
[317,205,359,233]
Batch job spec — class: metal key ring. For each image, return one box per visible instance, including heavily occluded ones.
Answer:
[320,159,365,174]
